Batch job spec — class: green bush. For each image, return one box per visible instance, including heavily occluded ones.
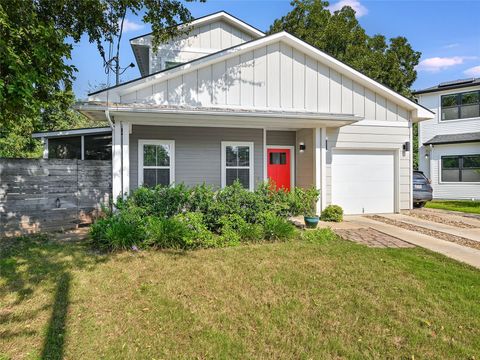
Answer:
[292,187,321,216]
[90,207,146,250]
[320,205,344,222]
[144,216,191,249]
[90,181,313,251]
[260,211,296,241]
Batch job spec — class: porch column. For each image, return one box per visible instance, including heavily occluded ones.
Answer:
[112,121,122,202]
[121,122,130,196]
[314,128,327,214]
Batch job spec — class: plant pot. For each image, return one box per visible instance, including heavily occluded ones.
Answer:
[304,215,319,229]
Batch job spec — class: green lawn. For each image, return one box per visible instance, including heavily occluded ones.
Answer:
[1,233,479,359]
[426,200,480,214]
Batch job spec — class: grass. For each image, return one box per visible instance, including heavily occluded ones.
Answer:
[426,200,480,214]
[1,232,479,359]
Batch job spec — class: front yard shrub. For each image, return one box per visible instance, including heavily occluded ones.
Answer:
[260,211,296,241]
[144,216,191,249]
[90,207,146,250]
[320,205,344,222]
[91,181,316,251]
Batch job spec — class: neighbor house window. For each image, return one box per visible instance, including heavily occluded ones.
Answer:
[84,134,112,160]
[441,155,480,182]
[138,140,175,187]
[221,142,254,190]
[48,136,81,159]
[165,61,183,69]
[441,90,480,121]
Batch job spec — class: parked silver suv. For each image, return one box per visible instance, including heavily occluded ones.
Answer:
[413,170,433,208]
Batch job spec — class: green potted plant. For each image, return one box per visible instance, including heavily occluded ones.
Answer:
[299,187,320,229]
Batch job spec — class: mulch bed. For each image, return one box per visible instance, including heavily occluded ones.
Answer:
[367,215,480,251]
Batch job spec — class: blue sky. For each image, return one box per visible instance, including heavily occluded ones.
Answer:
[71,0,480,99]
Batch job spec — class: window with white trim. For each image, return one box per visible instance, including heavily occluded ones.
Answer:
[221,142,254,190]
[138,140,175,187]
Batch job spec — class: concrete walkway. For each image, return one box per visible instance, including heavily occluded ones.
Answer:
[382,213,480,242]
[349,215,480,270]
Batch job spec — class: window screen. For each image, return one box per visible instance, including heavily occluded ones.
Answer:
[48,137,81,159]
[84,134,112,160]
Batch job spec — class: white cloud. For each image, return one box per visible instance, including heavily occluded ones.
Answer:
[328,0,368,17]
[443,43,460,49]
[120,18,144,33]
[417,56,467,72]
[464,65,480,77]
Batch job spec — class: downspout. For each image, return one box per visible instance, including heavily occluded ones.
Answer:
[105,110,114,129]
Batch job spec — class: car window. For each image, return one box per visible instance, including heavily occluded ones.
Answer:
[413,172,426,181]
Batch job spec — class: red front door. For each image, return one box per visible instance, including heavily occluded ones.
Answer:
[267,148,291,191]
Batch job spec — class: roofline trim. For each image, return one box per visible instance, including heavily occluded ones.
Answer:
[413,81,480,95]
[32,127,112,138]
[424,139,480,146]
[91,31,433,120]
[129,11,265,43]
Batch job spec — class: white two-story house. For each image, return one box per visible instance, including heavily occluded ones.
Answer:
[414,78,480,200]
[58,11,433,214]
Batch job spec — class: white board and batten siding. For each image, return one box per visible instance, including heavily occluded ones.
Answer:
[417,88,480,200]
[120,40,410,123]
[132,20,254,74]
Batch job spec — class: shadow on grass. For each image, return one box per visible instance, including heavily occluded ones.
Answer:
[0,234,108,356]
[0,235,106,304]
[41,272,70,360]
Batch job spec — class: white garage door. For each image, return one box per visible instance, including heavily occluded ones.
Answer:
[332,149,395,214]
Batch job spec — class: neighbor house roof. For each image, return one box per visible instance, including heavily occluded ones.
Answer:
[90,31,434,121]
[423,131,480,146]
[413,78,480,95]
[32,127,112,139]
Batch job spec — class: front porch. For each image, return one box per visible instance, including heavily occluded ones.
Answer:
[114,123,332,214]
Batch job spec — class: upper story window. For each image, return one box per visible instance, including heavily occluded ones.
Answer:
[441,90,480,121]
[165,61,183,69]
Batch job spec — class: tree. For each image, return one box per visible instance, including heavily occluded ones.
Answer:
[0,0,202,157]
[268,0,421,98]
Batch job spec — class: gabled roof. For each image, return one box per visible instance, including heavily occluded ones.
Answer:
[129,11,265,77]
[424,132,480,146]
[413,78,480,95]
[129,11,265,43]
[90,31,433,121]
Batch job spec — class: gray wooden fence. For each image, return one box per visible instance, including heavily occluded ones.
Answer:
[0,159,112,237]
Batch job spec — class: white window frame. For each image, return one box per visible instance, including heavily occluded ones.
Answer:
[221,141,254,191]
[138,140,175,187]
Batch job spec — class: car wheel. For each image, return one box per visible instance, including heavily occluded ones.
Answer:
[417,202,426,208]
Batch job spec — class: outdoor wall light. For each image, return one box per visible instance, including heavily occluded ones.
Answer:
[55,198,61,208]
[299,142,306,153]
[403,141,410,151]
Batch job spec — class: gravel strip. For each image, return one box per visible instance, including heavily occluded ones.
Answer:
[367,215,480,251]
[403,210,477,229]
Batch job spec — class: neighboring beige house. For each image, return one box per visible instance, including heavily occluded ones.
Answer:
[414,78,480,200]
[69,11,433,214]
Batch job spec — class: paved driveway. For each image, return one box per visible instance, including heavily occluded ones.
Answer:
[335,209,480,269]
